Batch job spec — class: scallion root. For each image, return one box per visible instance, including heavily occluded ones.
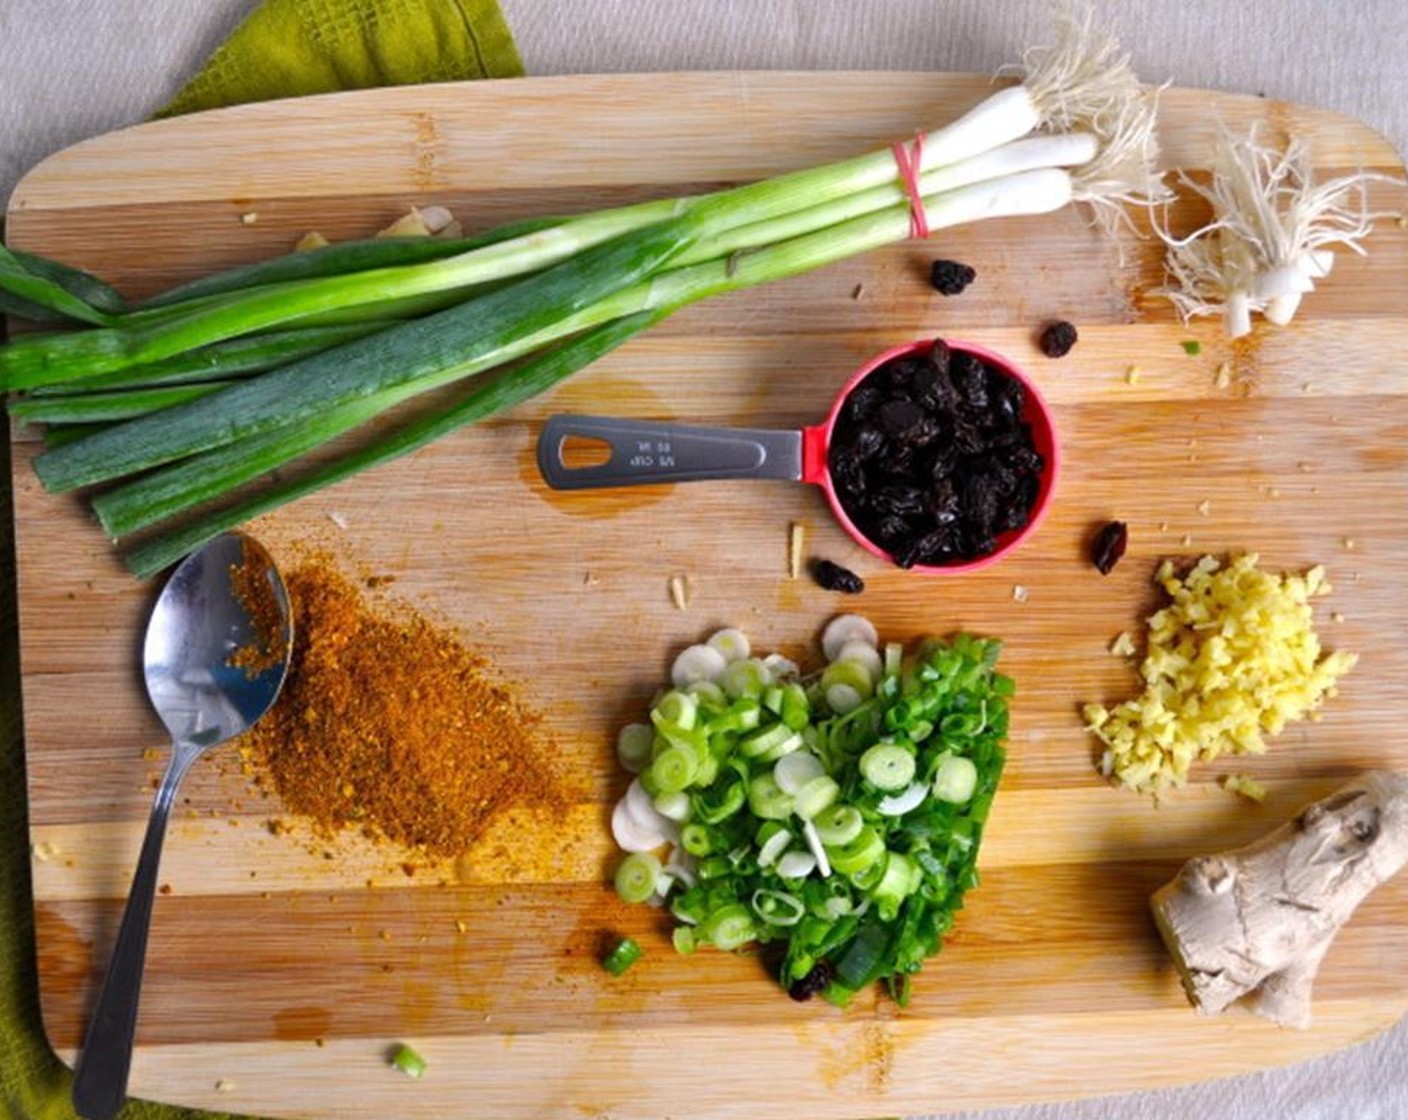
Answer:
[1010,3,1172,233]
[1154,124,1401,336]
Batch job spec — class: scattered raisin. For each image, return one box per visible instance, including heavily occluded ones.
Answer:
[1038,320,1078,358]
[1091,520,1129,574]
[811,559,865,594]
[787,959,836,1001]
[928,258,976,295]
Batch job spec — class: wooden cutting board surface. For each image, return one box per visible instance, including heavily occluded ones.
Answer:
[9,73,1408,1119]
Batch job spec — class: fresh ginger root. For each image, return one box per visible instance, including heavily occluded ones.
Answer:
[1151,772,1408,1028]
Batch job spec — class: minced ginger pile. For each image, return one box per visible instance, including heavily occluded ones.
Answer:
[1085,554,1357,793]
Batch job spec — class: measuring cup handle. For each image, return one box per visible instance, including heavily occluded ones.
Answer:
[536,415,803,490]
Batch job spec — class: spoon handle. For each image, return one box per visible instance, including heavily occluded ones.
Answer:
[71,749,194,1120]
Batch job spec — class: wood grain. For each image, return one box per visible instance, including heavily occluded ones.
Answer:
[8,72,1408,1119]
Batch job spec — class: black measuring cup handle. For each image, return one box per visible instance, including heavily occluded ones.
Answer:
[536,415,804,490]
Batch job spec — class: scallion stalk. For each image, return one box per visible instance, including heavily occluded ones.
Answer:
[9,381,231,425]
[25,322,393,396]
[34,220,694,492]
[119,308,668,577]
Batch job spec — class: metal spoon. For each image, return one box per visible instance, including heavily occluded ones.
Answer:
[71,532,293,1120]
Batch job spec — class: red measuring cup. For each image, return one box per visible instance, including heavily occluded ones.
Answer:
[536,339,1059,573]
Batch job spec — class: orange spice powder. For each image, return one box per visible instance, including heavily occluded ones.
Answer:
[227,539,288,678]
[243,558,564,858]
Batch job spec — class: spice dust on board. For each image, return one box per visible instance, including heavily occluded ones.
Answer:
[242,558,568,862]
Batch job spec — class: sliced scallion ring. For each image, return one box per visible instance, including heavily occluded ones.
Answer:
[651,689,698,731]
[860,743,916,791]
[611,798,666,853]
[756,828,793,868]
[932,752,979,804]
[836,639,884,684]
[776,850,818,880]
[701,904,756,951]
[793,774,840,820]
[812,803,864,846]
[877,781,928,816]
[614,851,662,903]
[822,614,878,661]
[672,643,728,689]
[747,772,794,820]
[751,888,806,926]
[616,722,654,773]
[650,745,700,793]
[706,627,751,662]
[825,683,864,715]
[773,751,825,794]
[721,657,772,701]
[821,658,874,701]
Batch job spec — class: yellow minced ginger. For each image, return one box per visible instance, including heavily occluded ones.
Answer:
[1086,554,1356,793]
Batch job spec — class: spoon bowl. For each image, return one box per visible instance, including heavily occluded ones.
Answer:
[72,532,292,1120]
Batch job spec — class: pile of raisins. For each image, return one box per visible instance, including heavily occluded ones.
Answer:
[828,339,1045,568]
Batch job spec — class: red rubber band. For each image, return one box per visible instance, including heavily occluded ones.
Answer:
[890,132,928,240]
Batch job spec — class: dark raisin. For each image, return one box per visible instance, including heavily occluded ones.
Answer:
[1091,520,1129,575]
[995,502,1031,533]
[928,337,952,377]
[953,420,986,455]
[1015,472,1040,511]
[959,473,1000,534]
[874,484,928,518]
[911,362,959,414]
[926,436,957,482]
[876,398,928,441]
[829,452,866,498]
[811,559,865,594]
[848,425,886,461]
[951,352,989,410]
[929,477,960,522]
[907,416,941,449]
[989,374,1025,427]
[1009,445,1044,474]
[1039,320,1078,358]
[788,959,836,1002]
[962,528,998,559]
[843,381,883,423]
[872,514,914,548]
[984,425,1022,449]
[883,358,924,395]
[896,527,959,568]
[929,258,976,296]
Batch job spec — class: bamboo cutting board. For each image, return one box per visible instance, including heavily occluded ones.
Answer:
[9,74,1408,1119]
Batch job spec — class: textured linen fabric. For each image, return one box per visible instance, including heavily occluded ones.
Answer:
[3,2,1408,1119]
[156,0,521,116]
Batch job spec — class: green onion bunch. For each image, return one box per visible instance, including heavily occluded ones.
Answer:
[1,10,1162,575]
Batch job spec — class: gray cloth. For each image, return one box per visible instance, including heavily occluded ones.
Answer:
[2,2,1406,1118]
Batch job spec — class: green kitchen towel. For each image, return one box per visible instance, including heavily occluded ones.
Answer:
[158,0,522,117]
[1,5,521,1119]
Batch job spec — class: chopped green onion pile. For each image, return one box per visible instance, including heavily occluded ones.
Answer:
[610,616,1010,1005]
